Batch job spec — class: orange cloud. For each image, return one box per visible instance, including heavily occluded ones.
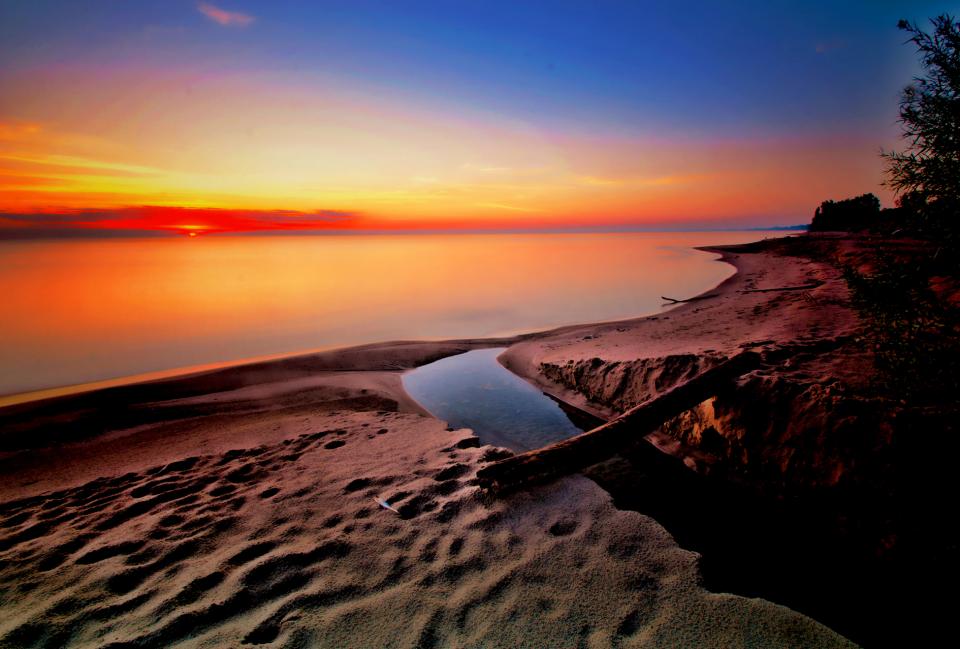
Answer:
[0,206,358,238]
[197,3,255,28]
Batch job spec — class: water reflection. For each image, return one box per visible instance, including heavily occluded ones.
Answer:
[403,348,585,451]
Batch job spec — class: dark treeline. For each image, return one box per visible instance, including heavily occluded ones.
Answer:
[809,193,881,232]
[810,14,959,254]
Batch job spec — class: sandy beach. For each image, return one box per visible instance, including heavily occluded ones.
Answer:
[0,237,861,648]
[5,2,959,646]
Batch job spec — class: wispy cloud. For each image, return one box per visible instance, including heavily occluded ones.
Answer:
[577,175,622,186]
[476,202,537,213]
[0,153,164,178]
[198,2,255,28]
[575,173,706,188]
[462,163,513,174]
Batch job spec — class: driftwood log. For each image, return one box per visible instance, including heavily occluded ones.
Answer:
[476,350,762,495]
[740,281,823,294]
[661,293,719,304]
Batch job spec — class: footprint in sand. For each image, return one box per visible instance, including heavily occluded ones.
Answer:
[343,478,371,493]
[548,519,578,537]
[433,464,468,481]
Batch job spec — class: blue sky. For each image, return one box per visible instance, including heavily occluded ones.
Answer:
[0,1,956,230]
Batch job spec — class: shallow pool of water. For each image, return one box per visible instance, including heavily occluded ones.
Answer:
[402,348,589,451]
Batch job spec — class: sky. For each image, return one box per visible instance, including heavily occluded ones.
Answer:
[0,0,955,236]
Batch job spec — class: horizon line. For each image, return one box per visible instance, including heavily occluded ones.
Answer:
[0,224,809,241]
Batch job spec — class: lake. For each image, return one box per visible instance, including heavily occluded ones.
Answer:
[0,231,783,398]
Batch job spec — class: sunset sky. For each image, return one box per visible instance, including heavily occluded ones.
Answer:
[0,0,953,236]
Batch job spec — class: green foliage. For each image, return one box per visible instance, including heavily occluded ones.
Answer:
[809,193,881,232]
[882,15,960,238]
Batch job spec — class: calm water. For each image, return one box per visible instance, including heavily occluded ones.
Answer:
[403,348,586,451]
[0,231,782,397]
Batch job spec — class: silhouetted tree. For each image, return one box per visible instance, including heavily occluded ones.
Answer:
[809,193,881,231]
[882,15,960,235]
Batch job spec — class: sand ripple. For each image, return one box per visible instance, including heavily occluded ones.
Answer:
[0,412,854,648]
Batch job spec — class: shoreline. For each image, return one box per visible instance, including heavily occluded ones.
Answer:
[0,337,526,410]
[497,246,746,422]
[0,244,742,410]
[0,247,750,501]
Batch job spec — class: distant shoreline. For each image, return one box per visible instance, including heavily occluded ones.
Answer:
[0,225,808,241]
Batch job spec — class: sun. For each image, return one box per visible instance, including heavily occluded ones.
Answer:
[176,224,208,237]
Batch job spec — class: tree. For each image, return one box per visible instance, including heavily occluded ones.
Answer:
[882,15,960,235]
[809,193,880,232]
